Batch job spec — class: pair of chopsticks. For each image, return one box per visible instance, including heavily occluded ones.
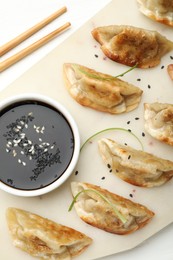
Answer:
[0,6,71,72]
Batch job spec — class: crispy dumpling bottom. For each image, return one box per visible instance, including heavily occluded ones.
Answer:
[71,182,154,235]
[6,207,92,260]
[63,63,142,114]
[144,102,173,146]
[98,138,173,187]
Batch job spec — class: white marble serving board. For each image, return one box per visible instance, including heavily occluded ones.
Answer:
[0,0,173,259]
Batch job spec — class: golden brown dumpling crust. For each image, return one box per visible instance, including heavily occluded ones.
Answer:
[71,182,154,235]
[98,138,173,187]
[167,64,173,80]
[63,63,143,114]
[144,102,173,146]
[6,207,92,260]
[137,0,173,27]
[91,25,173,68]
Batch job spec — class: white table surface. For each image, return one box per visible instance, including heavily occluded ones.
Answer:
[0,1,173,259]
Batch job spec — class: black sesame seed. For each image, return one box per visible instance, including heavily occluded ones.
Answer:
[129,193,133,198]
[127,121,130,124]
[101,176,105,180]
[109,169,112,173]
[75,171,78,175]
[170,56,173,60]
[135,117,140,120]
[94,54,99,58]
[116,169,119,173]
[107,164,111,168]
[128,129,131,132]
[161,65,164,69]
[142,132,145,137]
[128,155,131,160]
[148,84,151,89]
[124,143,127,146]
[137,78,141,81]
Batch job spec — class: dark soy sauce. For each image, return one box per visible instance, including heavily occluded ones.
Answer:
[0,100,74,190]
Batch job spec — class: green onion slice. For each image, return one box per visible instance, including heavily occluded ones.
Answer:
[115,64,138,78]
[73,64,137,81]
[80,127,144,151]
[68,188,127,224]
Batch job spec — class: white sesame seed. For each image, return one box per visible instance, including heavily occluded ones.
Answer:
[39,138,42,142]
[14,143,18,147]
[20,133,25,139]
[34,125,37,129]
[44,148,48,152]
[29,156,32,160]
[25,124,28,128]
[21,151,24,155]
[28,112,33,116]
[14,139,21,144]
[8,141,12,145]
[41,126,45,134]
[20,121,24,125]
[6,149,10,153]
[22,161,26,166]
[18,159,21,163]
[13,150,17,157]
[14,128,19,132]
[29,146,34,152]
[28,140,32,144]
[50,145,54,149]
[17,125,22,129]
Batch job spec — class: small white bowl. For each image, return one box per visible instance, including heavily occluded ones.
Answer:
[0,93,80,197]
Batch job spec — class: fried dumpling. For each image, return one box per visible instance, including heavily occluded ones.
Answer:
[91,25,173,68]
[6,207,92,260]
[98,138,173,187]
[167,64,173,80]
[137,0,173,27]
[144,102,173,146]
[70,182,154,235]
[63,63,143,114]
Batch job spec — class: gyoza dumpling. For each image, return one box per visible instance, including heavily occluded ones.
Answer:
[144,102,173,146]
[91,25,173,68]
[63,63,143,114]
[98,138,173,187]
[70,182,154,235]
[137,0,173,27]
[6,207,92,260]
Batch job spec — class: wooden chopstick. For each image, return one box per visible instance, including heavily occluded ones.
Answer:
[0,6,67,56]
[0,22,71,72]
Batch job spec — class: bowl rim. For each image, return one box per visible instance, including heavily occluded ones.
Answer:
[0,93,80,197]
